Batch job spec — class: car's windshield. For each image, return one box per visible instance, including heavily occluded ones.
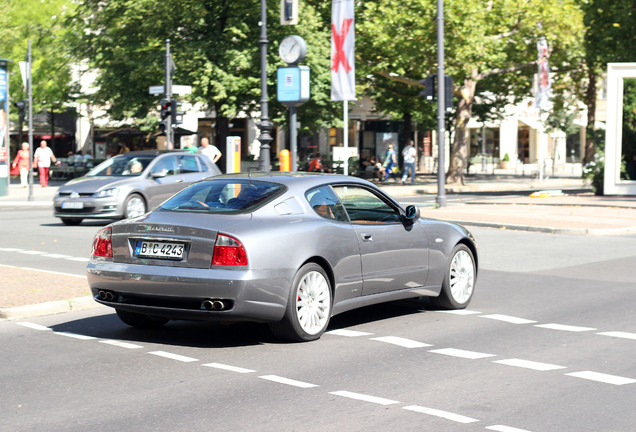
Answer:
[157,179,285,213]
[87,155,155,177]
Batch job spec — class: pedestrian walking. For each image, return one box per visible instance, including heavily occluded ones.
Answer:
[198,137,222,164]
[11,142,31,187]
[401,139,417,184]
[183,137,198,153]
[382,144,398,181]
[33,140,57,187]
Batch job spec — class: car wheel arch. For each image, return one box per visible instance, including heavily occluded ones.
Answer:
[300,256,335,299]
[457,239,478,277]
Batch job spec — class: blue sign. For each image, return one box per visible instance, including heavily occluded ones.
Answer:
[277,66,310,107]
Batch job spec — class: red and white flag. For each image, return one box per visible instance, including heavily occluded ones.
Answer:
[534,37,551,110]
[331,0,355,101]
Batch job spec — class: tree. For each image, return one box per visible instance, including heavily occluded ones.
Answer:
[579,0,636,163]
[357,0,584,184]
[0,0,78,137]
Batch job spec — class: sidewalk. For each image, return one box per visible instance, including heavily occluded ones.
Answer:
[2,174,636,320]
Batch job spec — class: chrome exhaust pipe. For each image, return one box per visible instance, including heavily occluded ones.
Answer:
[105,291,115,301]
[98,290,107,300]
[202,299,225,310]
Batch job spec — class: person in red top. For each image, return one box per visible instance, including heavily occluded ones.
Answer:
[308,152,331,173]
[11,142,31,187]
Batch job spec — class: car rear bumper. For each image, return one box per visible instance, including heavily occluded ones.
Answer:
[86,262,292,323]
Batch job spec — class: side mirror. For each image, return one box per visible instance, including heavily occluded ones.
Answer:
[151,170,167,179]
[404,204,420,221]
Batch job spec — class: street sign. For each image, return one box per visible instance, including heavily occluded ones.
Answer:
[148,85,163,95]
[172,85,192,95]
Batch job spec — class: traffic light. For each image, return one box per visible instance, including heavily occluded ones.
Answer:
[419,75,453,111]
[170,99,184,125]
[160,99,172,120]
[14,99,27,122]
[419,75,435,101]
[444,75,453,112]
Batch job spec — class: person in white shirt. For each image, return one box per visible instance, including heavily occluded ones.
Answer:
[33,140,57,187]
[197,137,222,165]
[401,140,417,184]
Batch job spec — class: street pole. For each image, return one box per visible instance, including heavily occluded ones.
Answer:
[290,106,297,171]
[258,0,273,172]
[27,40,34,201]
[436,0,446,208]
[164,39,173,149]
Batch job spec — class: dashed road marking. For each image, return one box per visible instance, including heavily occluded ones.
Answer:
[330,390,398,405]
[18,250,47,255]
[534,323,596,332]
[326,329,373,337]
[100,340,144,349]
[486,425,533,432]
[202,363,255,374]
[565,371,636,386]
[259,375,318,388]
[597,331,636,340]
[493,358,567,371]
[436,309,482,315]
[403,405,479,423]
[148,351,198,363]
[54,331,97,340]
[16,322,52,331]
[429,348,496,359]
[370,336,432,348]
[480,314,537,324]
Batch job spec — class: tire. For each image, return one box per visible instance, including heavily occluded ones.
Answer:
[61,218,83,226]
[116,309,169,329]
[430,244,476,309]
[124,193,147,219]
[269,263,333,342]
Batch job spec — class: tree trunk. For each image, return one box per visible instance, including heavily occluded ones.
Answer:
[447,77,476,185]
[584,68,597,164]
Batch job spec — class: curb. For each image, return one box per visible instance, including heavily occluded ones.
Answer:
[0,296,101,321]
[444,219,636,236]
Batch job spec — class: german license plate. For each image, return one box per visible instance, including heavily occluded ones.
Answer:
[61,201,83,209]
[135,241,185,260]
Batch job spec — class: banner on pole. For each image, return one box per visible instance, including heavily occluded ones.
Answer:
[534,37,551,110]
[331,0,356,101]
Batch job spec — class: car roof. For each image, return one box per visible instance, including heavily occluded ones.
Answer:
[212,172,374,188]
[113,150,188,157]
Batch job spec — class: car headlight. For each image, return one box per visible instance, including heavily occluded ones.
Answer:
[95,188,120,198]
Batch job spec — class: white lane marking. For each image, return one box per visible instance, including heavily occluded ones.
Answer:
[42,253,73,259]
[259,375,318,388]
[66,257,90,262]
[535,323,596,332]
[0,264,85,279]
[565,371,636,386]
[436,309,482,315]
[330,390,398,406]
[54,332,97,340]
[326,329,373,337]
[18,250,47,255]
[429,348,496,359]
[16,322,51,331]
[148,351,198,363]
[100,340,143,349]
[486,425,533,432]
[403,405,479,423]
[493,358,566,371]
[480,314,537,324]
[0,247,21,252]
[597,331,636,340]
[202,363,255,374]
[370,336,432,348]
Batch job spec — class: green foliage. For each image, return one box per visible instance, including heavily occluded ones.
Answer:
[502,153,510,162]
[582,149,605,195]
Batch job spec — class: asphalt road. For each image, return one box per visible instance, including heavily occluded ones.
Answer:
[1,204,635,431]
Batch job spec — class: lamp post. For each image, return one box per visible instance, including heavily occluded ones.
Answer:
[258,0,273,172]
[435,0,447,208]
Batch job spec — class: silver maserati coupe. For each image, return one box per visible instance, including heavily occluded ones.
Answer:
[87,172,478,342]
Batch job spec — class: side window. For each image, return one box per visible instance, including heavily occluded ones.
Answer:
[178,155,201,174]
[151,156,177,176]
[305,186,349,222]
[333,185,401,223]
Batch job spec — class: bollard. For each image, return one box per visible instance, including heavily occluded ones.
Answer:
[279,149,291,171]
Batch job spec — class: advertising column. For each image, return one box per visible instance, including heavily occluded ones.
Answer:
[0,59,9,196]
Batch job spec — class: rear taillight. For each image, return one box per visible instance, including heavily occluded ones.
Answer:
[212,233,247,266]
[91,227,113,258]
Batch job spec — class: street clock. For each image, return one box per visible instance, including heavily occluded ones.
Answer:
[279,35,307,65]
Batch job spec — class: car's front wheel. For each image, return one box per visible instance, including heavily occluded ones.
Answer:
[269,263,333,342]
[431,244,476,309]
[116,309,169,329]
[124,193,146,219]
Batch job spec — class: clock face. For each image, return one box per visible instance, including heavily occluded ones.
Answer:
[279,35,307,65]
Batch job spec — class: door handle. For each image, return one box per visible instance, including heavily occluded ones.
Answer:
[361,233,373,242]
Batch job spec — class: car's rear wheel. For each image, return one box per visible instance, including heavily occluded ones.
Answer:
[61,218,83,226]
[116,309,169,328]
[269,263,332,342]
[430,244,476,309]
[124,193,146,219]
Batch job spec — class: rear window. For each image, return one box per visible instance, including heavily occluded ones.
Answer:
[157,179,285,213]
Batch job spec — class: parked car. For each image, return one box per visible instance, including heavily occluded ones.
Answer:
[87,173,478,342]
[54,150,221,225]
